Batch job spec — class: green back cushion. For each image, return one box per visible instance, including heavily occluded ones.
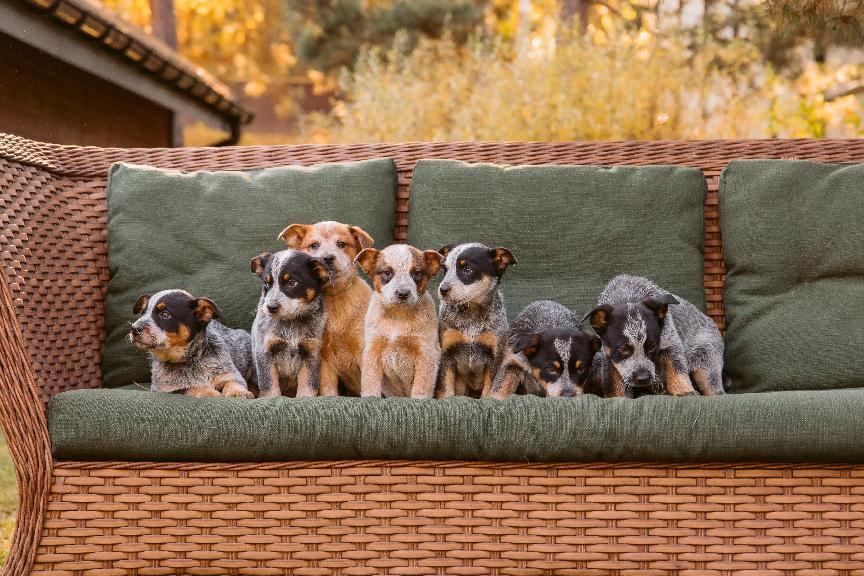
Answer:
[408,160,708,318]
[103,160,397,388]
[721,159,864,393]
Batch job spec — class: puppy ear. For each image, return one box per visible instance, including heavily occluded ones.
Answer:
[423,250,443,277]
[489,247,517,276]
[585,304,614,337]
[354,248,379,277]
[133,294,150,314]
[642,295,679,322]
[191,297,220,323]
[512,333,540,357]
[438,244,455,258]
[278,224,309,248]
[348,225,374,250]
[308,257,331,286]
[250,252,272,277]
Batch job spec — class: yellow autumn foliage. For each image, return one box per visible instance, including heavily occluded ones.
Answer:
[311,27,864,142]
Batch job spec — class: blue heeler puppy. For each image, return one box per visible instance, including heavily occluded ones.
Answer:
[435,243,516,398]
[130,289,254,398]
[250,249,330,398]
[586,275,725,398]
[488,300,601,399]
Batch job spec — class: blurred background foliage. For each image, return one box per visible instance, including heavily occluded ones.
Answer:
[98,0,864,144]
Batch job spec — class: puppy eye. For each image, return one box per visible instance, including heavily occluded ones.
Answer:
[618,345,633,358]
[286,279,298,288]
[411,270,423,283]
[380,269,393,282]
[547,364,560,374]
[441,264,448,273]
[160,311,172,320]
[337,240,347,249]
[309,242,320,251]
[462,266,473,275]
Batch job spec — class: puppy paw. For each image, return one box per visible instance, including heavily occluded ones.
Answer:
[670,390,699,397]
[186,387,222,398]
[223,382,254,399]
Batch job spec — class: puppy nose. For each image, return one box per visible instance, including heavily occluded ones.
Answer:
[396,288,411,300]
[267,303,280,314]
[439,283,451,295]
[633,370,652,387]
[322,255,336,266]
[130,326,142,337]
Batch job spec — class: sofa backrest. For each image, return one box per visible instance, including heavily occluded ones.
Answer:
[2,133,864,404]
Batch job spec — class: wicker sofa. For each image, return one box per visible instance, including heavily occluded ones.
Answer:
[1,132,863,576]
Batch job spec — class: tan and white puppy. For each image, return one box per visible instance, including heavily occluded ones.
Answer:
[355,244,443,398]
[278,221,374,396]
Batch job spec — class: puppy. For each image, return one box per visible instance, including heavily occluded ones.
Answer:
[250,250,330,398]
[355,244,443,398]
[488,300,600,399]
[586,274,725,398]
[435,243,516,398]
[278,221,374,396]
[130,289,254,398]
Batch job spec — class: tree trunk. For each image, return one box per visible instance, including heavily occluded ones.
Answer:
[149,0,178,50]
[560,0,591,31]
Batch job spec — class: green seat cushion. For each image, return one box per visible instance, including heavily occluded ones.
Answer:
[103,160,397,388]
[407,160,708,317]
[721,160,864,393]
[49,388,864,463]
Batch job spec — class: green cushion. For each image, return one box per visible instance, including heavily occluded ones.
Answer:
[48,388,864,463]
[407,160,708,318]
[103,160,397,388]
[721,160,864,393]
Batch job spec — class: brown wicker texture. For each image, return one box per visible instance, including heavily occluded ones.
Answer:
[33,462,864,576]
[3,133,864,575]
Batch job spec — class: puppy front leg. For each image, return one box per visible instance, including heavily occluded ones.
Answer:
[436,358,456,399]
[255,355,281,398]
[480,362,495,397]
[486,361,521,399]
[361,338,385,397]
[660,348,696,396]
[319,350,340,397]
[212,371,254,399]
[296,339,322,398]
[410,351,439,399]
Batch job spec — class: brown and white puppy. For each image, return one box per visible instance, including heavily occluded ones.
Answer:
[130,289,254,398]
[355,244,443,398]
[278,221,374,396]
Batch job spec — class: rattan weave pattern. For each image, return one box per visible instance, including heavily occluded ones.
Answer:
[31,461,864,575]
[4,134,864,576]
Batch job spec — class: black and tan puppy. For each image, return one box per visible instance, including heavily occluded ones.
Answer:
[488,300,600,399]
[278,221,374,396]
[130,289,254,398]
[251,249,330,398]
[435,243,516,398]
[586,275,725,398]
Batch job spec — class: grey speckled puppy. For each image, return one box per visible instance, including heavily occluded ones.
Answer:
[434,243,516,398]
[130,289,254,398]
[586,274,725,398]
[489,300,600,399]
[251,249,330,398]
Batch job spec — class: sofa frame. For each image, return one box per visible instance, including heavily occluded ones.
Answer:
[1,133,863,575]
